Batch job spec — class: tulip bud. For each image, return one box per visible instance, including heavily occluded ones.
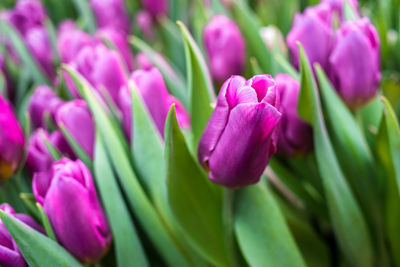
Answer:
[287,4,333,70]
[118,67,189,139]
[33,158,111,263]
[275,74,313,156]
[0,96,25,180]
[141,0,167,18]
[56,100,95,158]
[90,0,130,34]
[0,203,44,267]
[198,75,281,188]
[203,15,246,82]
[329,18,380,108]
[28,85,64,129]
[96,27,134,70]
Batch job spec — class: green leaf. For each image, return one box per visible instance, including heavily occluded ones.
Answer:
[165,106,229,266]
[231,0,273,74]
[0,210,83,267]
[70,0,96,33]
[234,183,306,267]
[43,139,62,161]
[94,133,148,267]
[36,203,56,241]
[274,53,300,80]
[297,44,373,267]
[63,65,189,267]
[20,193,40,220]
[177,21,215,149]
[1,21,50,85]
[343,1,359,21]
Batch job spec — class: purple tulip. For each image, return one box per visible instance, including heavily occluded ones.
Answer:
[0,96,25,180]
[32,158,112,263]
[322,0,359,20]
[96,27,134,70]
[198,75,281,188]
[0,203,44,267]
[203,15,246,82]
[135,52,153,70]
[67,43,127,104]
[118,67,189,139]
[275,74,313,156]
[329,18,380,108]
[135,10,154,40]
[141,0,167,18]
[55,100,95,158]
[287,3,333,70]
[90,0,130,33]
[28,85,64,129]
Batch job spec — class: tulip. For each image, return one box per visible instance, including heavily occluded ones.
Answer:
[141,0,167,18]
[203,15,246,82]
[287,3,333,70]
[0,203,44,267]
[26,129,74,173]
[90,0,130,34]
[33,158,111,263]
[68,43,127,104]
[328,18,380,108]
[275,74,313,156]
[322,0,359,20]
[0,96,25,180]
[198,75,281,188]
[96,27,134,70]
[135,10,154,40]
[55,100,95,158]
[28,85,64,129]
[135,52,153,70]
[118,67,189,139]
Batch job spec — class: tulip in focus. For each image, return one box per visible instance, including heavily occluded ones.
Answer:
[33,158,111,263]
[0,96,25,180]
[56,100,95,158]
[0,203,44,267]
[275,74,313,156]
[90,0,130,33]
[203,15,246,82]
[141,0,168,18]
[329,18,381,108]
[198,75,281,188]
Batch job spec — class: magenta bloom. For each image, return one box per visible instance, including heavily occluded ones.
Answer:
[322,0,359,20]
[203,15,246,82]
[118,67,189,139]
[141,0,167,18]
[0,96,25,180]
[32,158,111,263]
[275,74,313,156]
[90,0,130,33]
[0,203,44,267]
[198,75,281,188]
[135,52,153,70]
[56,100,95,158]
[28,85,64,129]
[135,10,154,40]
[287,3,333,70]
[329,18,380,108]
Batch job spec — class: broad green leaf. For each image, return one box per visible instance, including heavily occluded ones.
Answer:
[63,65,189,267]
[70,0,96,33]
[129,36,187,106]
[1,21,50,85]
[297,44,373,267]
[0,210,82,267]
[36,203,56,241]
[177,21,215,149]
[94,133,148,267]
[191,0,209,45]
[231,0,272,74]
[234,183,306,267]
[165,106,228,266]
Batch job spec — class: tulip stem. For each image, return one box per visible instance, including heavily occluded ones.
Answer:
[223,188,238,267]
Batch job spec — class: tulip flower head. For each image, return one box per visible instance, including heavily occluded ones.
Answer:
[141,0,168,18]
[90,0,130,33]
[198,75,281,188]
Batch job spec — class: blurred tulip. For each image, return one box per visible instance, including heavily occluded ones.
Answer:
[135,52,153,70]
[28,85,64,129]
[323,0,359,20]
[141,0,167,18]
[0,96,25,180]
[329,18,380,108]
[275,74,313,156]
[119,67,189,139]
[259,26,287,55]
[198,75,281,188]
[0,203,44,267]
[287,3,333,70]
[33,158,111,263]
[90,0,130,33]
[135,10,154,40]
[56,100,95,158]
[203,15,246,82]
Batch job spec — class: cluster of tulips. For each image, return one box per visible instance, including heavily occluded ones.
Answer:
[0,0,399,266]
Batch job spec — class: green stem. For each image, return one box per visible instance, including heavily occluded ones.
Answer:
[223,188,237,267]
